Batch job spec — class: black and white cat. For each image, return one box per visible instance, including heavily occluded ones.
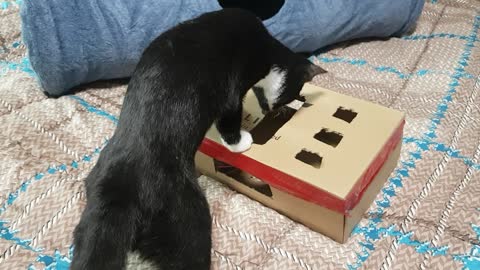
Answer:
[70,8,326,270]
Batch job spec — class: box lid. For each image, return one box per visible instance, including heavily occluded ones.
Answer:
[199,83,404,214]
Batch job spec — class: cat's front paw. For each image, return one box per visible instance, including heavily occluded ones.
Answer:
[221,130,253,153]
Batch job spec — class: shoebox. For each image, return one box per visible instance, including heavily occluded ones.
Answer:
[195,83,404,243]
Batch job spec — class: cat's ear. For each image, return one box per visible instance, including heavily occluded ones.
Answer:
[303,63,327,82]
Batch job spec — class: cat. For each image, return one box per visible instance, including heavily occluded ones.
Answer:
[70,8,326,270]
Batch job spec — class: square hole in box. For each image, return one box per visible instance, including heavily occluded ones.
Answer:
[213,159,273,197]
[295,149,322,168]
[333,107,357,123]
[314,128,343,147]
[250,105,300,145]
[250,95,310,145]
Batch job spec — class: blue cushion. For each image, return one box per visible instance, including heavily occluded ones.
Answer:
[20,0,424,96]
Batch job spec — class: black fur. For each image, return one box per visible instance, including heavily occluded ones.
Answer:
[71,8,325,270]
[218,0,285,20]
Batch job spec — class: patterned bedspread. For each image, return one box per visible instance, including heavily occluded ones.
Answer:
[1,1,479,269]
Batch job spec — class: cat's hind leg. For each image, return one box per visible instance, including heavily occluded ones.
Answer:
[136,181,212,270]
[70,204,137,270]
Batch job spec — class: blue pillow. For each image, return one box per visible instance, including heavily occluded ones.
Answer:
[21,0,424,96]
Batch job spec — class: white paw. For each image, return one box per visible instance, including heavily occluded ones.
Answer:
[221,130,253,153]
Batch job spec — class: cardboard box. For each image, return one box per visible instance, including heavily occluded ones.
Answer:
[195,83,404,243]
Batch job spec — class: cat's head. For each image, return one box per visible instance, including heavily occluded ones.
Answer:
[253,59,326,114]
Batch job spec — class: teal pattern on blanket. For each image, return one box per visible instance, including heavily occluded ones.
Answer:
[453,209,480,270]
[28,248,73,270]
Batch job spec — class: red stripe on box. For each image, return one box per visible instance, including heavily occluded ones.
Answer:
[344,119,404,213]
[199,120,404,214]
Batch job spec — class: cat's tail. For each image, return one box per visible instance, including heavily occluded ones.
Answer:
[70,204,138,270]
